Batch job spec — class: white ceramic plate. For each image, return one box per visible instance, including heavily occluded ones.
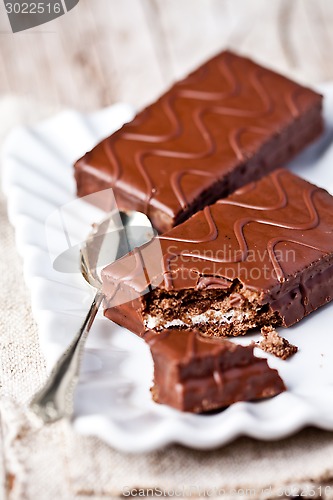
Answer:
[3,85,333,453]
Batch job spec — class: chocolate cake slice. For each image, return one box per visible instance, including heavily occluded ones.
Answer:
[102,169,333,337]
[145,329,286,413]
[75,50,323,233]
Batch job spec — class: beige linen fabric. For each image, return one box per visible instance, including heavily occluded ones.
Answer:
[1,97,333,500]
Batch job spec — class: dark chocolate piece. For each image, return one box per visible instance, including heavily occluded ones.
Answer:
[75,50,323,234]
[258,326,298,360]
[102,169,333,337]
[145,329,285,412]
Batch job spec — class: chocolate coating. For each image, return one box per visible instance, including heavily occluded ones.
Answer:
[102,169,333,335]
[75,50,322,233]
[145,329,285,412]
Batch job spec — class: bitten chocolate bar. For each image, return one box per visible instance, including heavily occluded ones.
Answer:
[102,169,333,337]
[145,329,285,413]
[75,51,323,233]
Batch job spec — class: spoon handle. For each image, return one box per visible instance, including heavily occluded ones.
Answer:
[29,290,104,423]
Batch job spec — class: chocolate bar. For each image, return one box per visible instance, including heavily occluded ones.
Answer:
[75,51,322,234]
[145,329,286,412]
[102,169,333,337]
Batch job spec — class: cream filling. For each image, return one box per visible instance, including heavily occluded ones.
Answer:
[144,309,252,330]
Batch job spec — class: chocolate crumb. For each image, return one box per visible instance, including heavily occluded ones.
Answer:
[6,473,15,493]
[258,325,298,360]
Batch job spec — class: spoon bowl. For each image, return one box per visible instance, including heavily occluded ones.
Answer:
[30,209,155,423]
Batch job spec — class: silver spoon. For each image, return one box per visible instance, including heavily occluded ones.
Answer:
[30,209,154,424]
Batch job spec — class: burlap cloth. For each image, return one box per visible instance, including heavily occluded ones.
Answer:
[2,97,333,500]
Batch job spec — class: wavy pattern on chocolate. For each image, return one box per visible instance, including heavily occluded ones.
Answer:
[160,206,218,243]
[157,169,333,290]
[267,237,331,282]
[170,170,217,210]
[218,169,288,210]
[286,88,307,118]
[228,126,270,162]
[98,51,315,214]
[196,276,232,290]
[121,56,240,144]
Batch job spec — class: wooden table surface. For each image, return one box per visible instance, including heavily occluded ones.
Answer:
[0,0,332,112]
